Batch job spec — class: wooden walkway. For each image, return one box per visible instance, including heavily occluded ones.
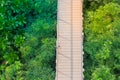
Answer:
[56,0,83,80]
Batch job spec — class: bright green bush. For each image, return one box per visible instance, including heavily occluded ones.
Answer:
[84,2,120,80]
[0,61,23,80]
[91,66,115,80]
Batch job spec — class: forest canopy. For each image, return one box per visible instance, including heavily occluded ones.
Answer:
[0,0,120,80]
[84,0,120,80]
[0,0,57,80]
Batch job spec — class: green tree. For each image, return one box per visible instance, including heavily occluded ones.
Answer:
[0,0,57,79]
[84,2,120,79]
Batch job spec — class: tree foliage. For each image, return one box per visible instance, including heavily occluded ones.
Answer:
[0,0,57,80]
[84,1,120,80]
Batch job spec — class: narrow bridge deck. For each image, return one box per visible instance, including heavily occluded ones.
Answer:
[56,0,83,80]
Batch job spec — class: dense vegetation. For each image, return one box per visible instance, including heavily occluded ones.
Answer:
[1,0,120,80]
[0,0,57,80]
[84,0,120,80]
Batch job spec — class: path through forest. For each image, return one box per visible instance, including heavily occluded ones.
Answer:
[56,0,84,80]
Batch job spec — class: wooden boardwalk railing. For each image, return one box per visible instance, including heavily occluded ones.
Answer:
[56,0,84,80]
